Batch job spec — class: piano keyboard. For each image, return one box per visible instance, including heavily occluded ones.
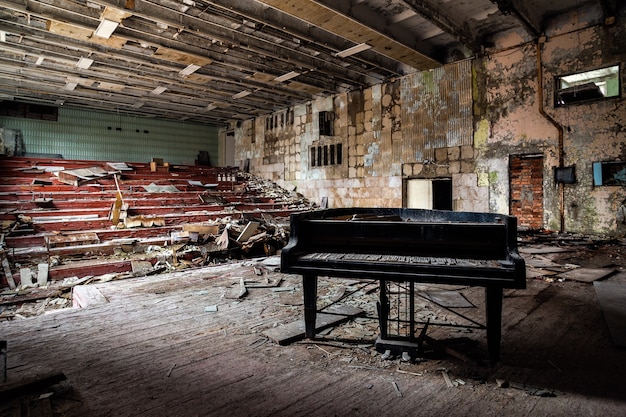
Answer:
[299,252,506,268]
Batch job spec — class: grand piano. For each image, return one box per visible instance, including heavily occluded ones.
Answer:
[280,208,526,362]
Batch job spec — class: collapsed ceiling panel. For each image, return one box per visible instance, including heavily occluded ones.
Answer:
[0,0,617,126]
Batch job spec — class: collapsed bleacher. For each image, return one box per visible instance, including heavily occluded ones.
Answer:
[0,156,315,293]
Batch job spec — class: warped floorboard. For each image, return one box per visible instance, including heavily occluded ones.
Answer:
[2,258,626,417]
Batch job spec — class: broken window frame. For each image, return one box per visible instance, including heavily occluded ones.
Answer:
[554,64,621,106]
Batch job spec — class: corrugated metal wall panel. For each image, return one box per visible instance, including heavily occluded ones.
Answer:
[0,107,219,165]
[400,59,472,163]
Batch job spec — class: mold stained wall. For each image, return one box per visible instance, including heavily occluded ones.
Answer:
[234,60,476,210]
[477,5,626,235]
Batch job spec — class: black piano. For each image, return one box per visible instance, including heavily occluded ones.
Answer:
[280,207,526,362]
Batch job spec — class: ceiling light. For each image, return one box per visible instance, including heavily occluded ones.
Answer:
[274,71,300,82]
[64,82,77,91]
[76,57,94,69]
[94,19,119,39]
[179,63,201,76]
[0,31,5,42]
[35,56,44,65]
[151,86,167,95]
[335,43,372,58]
[232,90,251,99]
[206,103,217,110]
[132,101,145,108]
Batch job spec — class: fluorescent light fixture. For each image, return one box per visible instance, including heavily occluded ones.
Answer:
[232,90,252,99]
[132,101,145,108]
[179,63,201,76]
[206,103,217,110]
[64,82,78,91]
[94,19,119,39]
[76,57,94,69]
[35,56,45,65]
[151,85,167,95]
[0,31,5,42]
[274,71,300,82]
[335,43,372,58]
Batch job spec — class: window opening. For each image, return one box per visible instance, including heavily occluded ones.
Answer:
[555,64,620,105]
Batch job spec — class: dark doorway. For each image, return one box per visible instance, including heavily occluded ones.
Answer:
[432,179,452,210]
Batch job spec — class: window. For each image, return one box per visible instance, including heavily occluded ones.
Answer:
[555,64,620,106]
[310,143,342,167]
[319,111,334,136]
[593,161,626,186]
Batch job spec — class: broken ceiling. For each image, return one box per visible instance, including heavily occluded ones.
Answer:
[0,0,621,125]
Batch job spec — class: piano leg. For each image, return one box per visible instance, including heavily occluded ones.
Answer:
[302,274,318,339]
[485,287,503,362]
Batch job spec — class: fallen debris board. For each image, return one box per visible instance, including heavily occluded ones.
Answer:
[73,284,108,308]
[518,246,573,255]
[107,162,133,171]
[182,223,220,235]
[525,255,564,269]
[226,278,248,299]
[421,290,474,308]
[131,260,153,276]
[558,267,615,283]
[594,281,626,347]
[57,166,111,186]
[237,221,260,242]
[607,271,626,284]
[263,306,364,345]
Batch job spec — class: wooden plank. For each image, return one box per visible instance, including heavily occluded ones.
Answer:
[236,221,260,242]
[73,284,108,308]
[594,281,626,347]
[263,306,363,345]
[182,223,220,235]
[46,232,100,248]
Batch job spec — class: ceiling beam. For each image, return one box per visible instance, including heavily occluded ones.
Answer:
[399,0,480,54]
[491,0,541,37]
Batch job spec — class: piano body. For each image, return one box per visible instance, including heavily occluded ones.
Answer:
[280,207,526,362]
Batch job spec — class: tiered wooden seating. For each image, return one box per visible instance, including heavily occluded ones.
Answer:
[0,156,309,286]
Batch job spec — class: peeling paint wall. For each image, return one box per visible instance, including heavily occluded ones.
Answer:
[477,5,626,235]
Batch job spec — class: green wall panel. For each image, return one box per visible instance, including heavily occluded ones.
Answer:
[0,106,219,165]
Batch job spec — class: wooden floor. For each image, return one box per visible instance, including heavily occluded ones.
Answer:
[2,247,626,416]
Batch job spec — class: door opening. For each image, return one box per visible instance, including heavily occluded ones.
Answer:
[405,178,452,210]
